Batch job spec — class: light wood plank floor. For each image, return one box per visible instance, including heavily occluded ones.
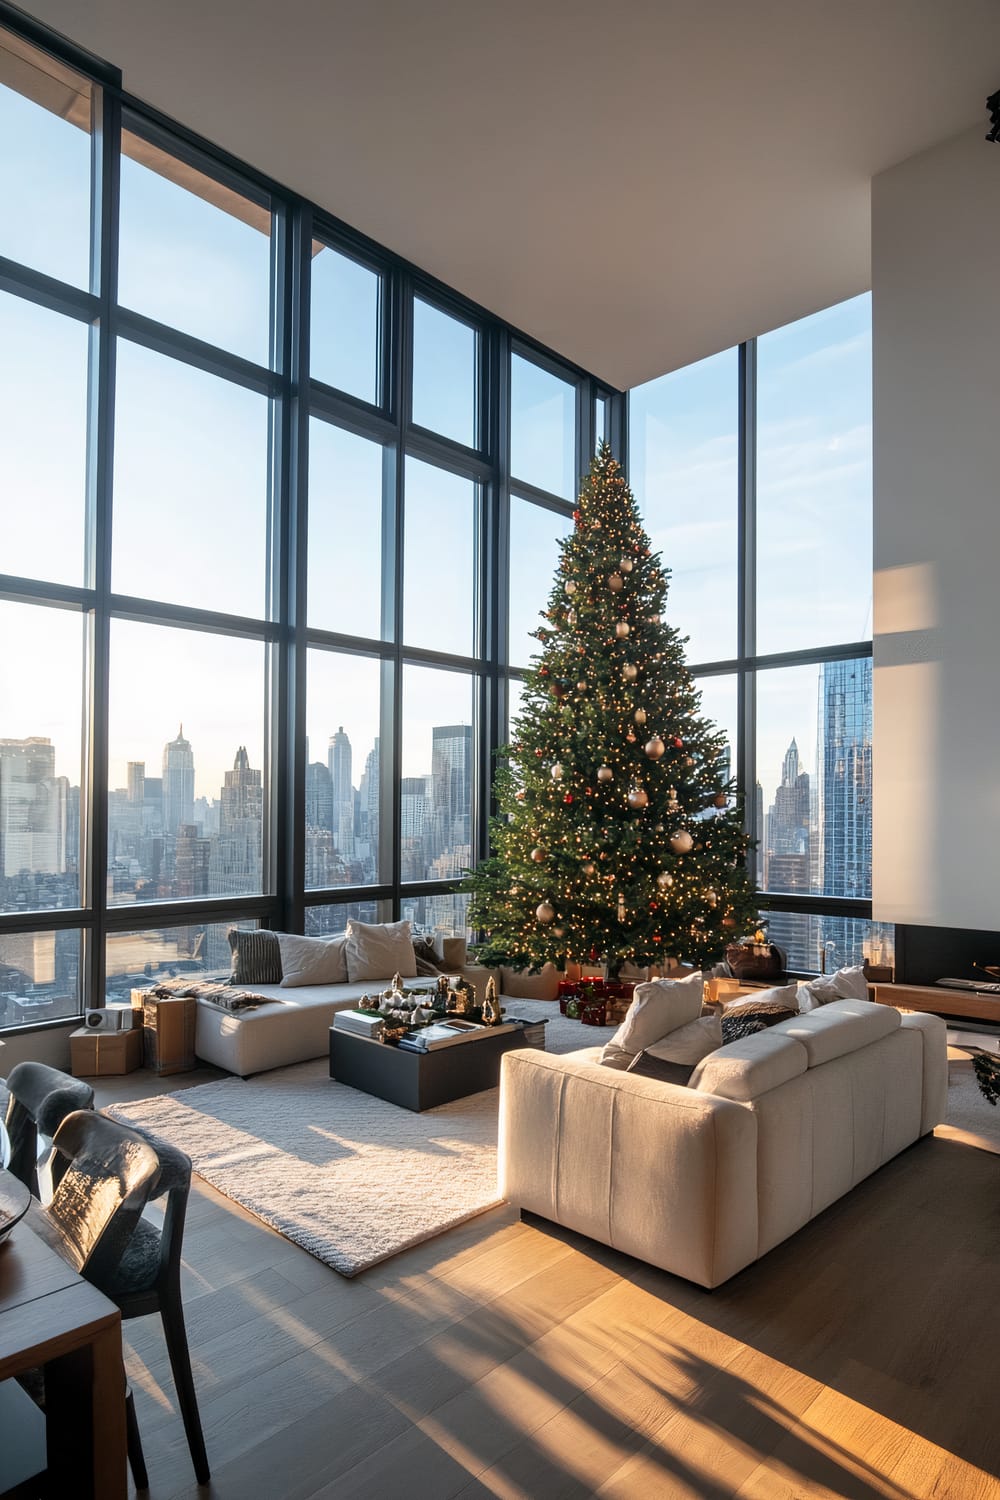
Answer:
[93,1067,1000,1500]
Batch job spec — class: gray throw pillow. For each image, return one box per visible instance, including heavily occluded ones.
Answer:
[228,929,282,986]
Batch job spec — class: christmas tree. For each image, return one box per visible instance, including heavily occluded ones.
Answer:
[465,442,758,977]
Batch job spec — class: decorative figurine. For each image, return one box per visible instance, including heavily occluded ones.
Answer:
[483,975,502,1026]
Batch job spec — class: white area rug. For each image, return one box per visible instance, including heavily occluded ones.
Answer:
[106,1003,614,1278]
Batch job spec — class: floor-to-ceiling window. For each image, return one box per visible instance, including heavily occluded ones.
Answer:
[0,18,619,1031]
[630,295,892,973]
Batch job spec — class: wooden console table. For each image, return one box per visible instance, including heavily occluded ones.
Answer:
[873,982,1000,1024]
[0,1219,125,1499]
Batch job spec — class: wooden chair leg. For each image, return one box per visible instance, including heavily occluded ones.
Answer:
[160,1298,210,1484]
[126,1385,149,1492]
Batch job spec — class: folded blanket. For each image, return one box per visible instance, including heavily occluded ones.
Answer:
[140,976,281,1013]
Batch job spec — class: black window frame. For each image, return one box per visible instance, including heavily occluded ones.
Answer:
[0,7,624,1033]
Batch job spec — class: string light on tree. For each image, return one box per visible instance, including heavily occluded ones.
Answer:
[463,442,757,976]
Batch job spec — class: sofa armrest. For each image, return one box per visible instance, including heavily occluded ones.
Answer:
[498,1049,759,1289]
[899,1012,948,1134]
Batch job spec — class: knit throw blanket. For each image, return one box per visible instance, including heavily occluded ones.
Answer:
[141,976,282,1013]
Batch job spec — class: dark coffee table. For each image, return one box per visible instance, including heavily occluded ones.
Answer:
[328,1024,531,1111]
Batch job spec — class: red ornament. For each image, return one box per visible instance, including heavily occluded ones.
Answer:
[653,933,662,943]
[672,737,683,749]
[563,793,574,804]
[534,749,543,757]
[515,790,526,801]
[540,667,549,677]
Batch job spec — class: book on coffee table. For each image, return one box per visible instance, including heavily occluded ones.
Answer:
[399,1020,518,1052]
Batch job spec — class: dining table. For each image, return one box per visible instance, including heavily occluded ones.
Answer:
[0,1135,126,1500]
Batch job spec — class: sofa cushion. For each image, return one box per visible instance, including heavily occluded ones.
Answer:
[344,919,416,982]
[627,1014,723,1086]
[691,1029,808,1102]
[797,965,869,1012]
[276,932,348,987]
[601,971,704,1067]
[772,998,899,1067]
[228,928,282,986]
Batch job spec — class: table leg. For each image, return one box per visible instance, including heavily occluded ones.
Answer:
[45,1319,126,1500]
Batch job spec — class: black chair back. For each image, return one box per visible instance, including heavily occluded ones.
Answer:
[5,1062,94,1197]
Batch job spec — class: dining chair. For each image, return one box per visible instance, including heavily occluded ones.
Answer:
[4,1061,94,1198]
[24,1110,210,1491]
[97,1125,210,1487]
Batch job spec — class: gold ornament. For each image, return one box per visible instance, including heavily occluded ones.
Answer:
[620,557,633,573]
[567,609,577,626]
[576,679,587,691]
[615,621,630,638]
[608,573,624,592]
[552,926,566,937]
[550,763,564,780]
[657,872,673,889]
[670,830,694,854]
[536,901,556,923]
[582,861,596,875]
[644,736,665,759]
[565,580,577,595]
[634,708,647,725]
[530,846,546,862]
[649,613,661,625]
[627,787,649,810]
[597,766,613,782]
[622,663,638,681]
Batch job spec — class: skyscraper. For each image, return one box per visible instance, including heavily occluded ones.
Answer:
[764,738,813,969]
[214,746,263,894]
[817,657,873,967]
[305,761,332,832]
[328,727,354,860]
[0,737,66,877]
[817,658,872,901]
[427,724,472,878]
[162,725,195,837]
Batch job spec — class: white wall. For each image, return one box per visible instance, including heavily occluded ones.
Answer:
[872,127,1000,929]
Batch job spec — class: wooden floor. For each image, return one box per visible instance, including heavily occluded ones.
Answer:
[94,1067,1000,1500]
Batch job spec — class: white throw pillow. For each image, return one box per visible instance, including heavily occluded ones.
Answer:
[600,971,704,1066]
[276,932,347,988]
[798,965,868,1011]
[344,919,417,982]
[722,982,800,1017]
[643,1013,722,1066]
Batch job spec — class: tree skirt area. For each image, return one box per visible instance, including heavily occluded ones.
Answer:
[938,1058,1000,1154]
[105,1002,615,1278]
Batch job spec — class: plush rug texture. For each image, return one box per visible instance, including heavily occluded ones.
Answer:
[106,1002,615,1277]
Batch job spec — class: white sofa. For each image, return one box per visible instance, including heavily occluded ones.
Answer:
[193,943,564,1076]
[194,977,437,1077]
[498,999,947,1288]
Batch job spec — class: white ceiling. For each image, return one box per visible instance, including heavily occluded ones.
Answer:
[22,0,1000,388]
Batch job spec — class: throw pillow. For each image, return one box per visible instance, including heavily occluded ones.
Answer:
[228,928,282,987]
[276,932,347,988]
[600,971,704,1067]
[344,919,417,983]
[797,965,869,1012]
[412,936,447,973]
[626,1053,697,1087]
[720,1013,770,1045]
[434,934,468,971]
[722,982,800,1018]
[619,1014,724,1083]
